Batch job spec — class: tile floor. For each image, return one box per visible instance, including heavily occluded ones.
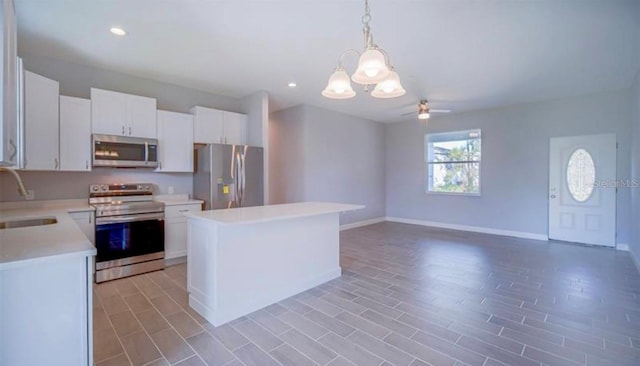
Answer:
[93,222,640,366]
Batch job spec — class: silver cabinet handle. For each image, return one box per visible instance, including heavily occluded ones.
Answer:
[129,126,132,136]
[85,160,89,170]
[122,125,125,135]
[550,195,556,198]
[179,209,188,213]
[8,139,17,161]
[54,157,59,169]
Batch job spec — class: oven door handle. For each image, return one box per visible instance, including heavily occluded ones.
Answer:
[96,212,164,225]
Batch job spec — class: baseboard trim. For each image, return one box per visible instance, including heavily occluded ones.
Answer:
[340,217,386,231]
[629,246,640,274]
[165,256,187,266]
[616,243,629,251]
[385,216,549,241]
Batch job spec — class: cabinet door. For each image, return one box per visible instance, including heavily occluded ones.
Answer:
[164,203,201,259]
[223,111,248,145]
[165,218,187,259]
[59,96,91,171]
[156,110,194,172]
[127,94,156,138]
[192,106,224,144]
[69,211,95,245]
[0,1,18,166]
[91,88,127,136]
[23,71,59,170]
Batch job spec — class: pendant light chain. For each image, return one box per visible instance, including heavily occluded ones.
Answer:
[362,0,373,49]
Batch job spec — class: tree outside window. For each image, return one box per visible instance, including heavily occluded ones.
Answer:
[425,130,481,195]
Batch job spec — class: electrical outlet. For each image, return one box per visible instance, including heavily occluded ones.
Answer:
[25,189,35,200]
[168,186,175,195]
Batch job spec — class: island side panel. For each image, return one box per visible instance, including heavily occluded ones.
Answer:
[189,212,341,326]
[187,218,219,319]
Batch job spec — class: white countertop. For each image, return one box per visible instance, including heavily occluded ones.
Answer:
[0,198,94,212]
[185,202,364,225]
[0,203,96,270]
[154,194,203,207]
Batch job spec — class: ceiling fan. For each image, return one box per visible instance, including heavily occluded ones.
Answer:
[401,100,451,120]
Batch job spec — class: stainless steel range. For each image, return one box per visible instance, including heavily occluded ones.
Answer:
[90,183,165,283]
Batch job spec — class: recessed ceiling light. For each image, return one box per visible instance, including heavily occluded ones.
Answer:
[288,82,297,88]
[110,27,127,36]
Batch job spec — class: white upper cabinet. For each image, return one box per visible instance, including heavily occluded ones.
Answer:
[91,88,157,138]
[23,71,59,171]
[59,96,91,171]
[0,0,18,167]
[156,110,194,172]
[223,111,248,145]
[191,106,223,144]
[128,94,157,138]
[191,106,247,145]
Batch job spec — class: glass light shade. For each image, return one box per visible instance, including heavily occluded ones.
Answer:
[351,48,390,84]
[322,68,356,99]
[418,111,430,120]
[371,70,406,98]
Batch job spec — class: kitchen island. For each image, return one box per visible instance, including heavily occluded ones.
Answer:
[185,201,363,326]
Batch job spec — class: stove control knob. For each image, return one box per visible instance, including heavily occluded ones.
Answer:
[91,186,99,192]
[144,185,151,191]
[101,185,108,191]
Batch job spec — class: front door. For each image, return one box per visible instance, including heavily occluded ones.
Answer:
[548,134,616,247]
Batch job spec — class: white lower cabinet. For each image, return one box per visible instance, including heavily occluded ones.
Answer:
[69,210,95,245]
[165,203,201,259]
[0,255,93,366]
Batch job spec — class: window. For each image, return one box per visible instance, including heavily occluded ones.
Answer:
[425,129,481,195]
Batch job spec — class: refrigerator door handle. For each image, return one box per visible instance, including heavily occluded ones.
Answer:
[239,149,246,207]
[234,151,242,207]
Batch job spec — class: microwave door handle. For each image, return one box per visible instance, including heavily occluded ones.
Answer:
[144,142,149,163]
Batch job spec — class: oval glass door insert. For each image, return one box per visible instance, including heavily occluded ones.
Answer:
[566,148,595,202]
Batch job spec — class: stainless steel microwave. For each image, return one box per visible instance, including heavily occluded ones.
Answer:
[92,134,158,168]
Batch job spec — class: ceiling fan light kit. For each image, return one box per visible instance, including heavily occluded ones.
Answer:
[322,0,405,99]
[418,99,431,120]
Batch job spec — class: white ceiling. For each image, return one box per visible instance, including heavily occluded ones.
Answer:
[15,0,640,123]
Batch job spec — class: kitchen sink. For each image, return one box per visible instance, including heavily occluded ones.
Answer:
[0,217,57,229]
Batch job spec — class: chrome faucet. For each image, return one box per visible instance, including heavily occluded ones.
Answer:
[0,167,29,197]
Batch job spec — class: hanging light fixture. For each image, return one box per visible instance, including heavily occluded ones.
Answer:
[322,0,405,99]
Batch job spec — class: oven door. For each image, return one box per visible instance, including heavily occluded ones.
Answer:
[95,212,164,267]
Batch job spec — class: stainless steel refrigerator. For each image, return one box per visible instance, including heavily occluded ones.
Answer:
[193,144,264,210]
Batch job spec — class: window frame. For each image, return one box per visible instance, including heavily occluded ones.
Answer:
[424,129,482,196]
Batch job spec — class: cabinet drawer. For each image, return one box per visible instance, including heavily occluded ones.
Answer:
[165,204,201,218]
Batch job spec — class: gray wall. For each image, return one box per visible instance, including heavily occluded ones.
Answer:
[631,72,640,261]
[1,53,247,202]
[241,90,270,202]
[269,105,306,204]
[0,170,191,201]
[269,105,386,224]
[386,90,632,243]
[21,53,242,113]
